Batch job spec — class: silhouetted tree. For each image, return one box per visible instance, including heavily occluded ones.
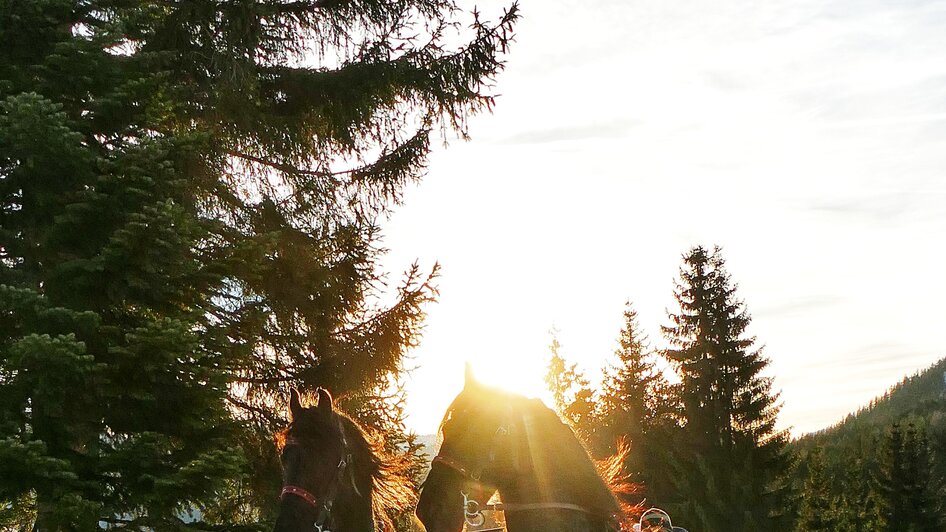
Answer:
[874,423,942,532]
[598,302,676,505]
[796,449,840,531]
[662,246,791,532]
[834,453,881,532]
[0,0,518,528]
[546,335,599,445]
[601,303,660,448]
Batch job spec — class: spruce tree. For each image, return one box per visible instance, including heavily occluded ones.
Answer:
[662,246,791,532]
[875,423,943,532]
[834,454,882,532]
[0,0,518,528]
[545,335,598,445]
[598,302,675,503]
[796,449,839,532]
[600,302,660,450]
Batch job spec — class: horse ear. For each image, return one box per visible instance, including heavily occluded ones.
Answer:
[289,388,303,420]
[464,362,479,389]
[317,387,334,416]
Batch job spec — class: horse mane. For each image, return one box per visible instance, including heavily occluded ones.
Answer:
[336,414,416,532]
[278,406,415,532]
[594,438,645,527]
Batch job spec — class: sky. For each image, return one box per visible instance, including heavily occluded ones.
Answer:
[378,0,946,437]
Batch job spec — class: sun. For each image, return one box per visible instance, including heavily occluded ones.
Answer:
[403,340,560,435]
[465,352,553,404]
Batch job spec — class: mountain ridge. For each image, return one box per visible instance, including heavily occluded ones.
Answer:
[797,356,946,444]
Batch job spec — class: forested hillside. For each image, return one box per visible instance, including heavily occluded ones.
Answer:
[789,357,946,531]
[801,357,946,444]
[543,244,946,531]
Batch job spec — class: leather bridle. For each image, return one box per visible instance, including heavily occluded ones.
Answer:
[431,454,484,482]
[280,421,360,532]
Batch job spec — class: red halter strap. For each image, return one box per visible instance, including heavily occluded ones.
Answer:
[280,485,321,509]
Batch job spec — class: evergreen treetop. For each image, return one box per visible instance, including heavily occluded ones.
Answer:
[874,422,943,532]
[662,246,790,532]
[597,301,677,507]
[796,448,840,532]
[545,334,599,446]
[601,302,660,440]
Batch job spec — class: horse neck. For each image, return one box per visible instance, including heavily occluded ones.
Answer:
[333,417,378,532]
[499,474,604,532]
[333,491,374,532]
[497,414,585,504]
[498,481,614,532]
[495,413,615,532]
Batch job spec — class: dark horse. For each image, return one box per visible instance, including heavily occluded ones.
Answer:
[273,388,413,532]
[416,369,631,532]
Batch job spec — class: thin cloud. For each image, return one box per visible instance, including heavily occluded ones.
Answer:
[818,112,946,130]
[796,344,936,375]
[756,295,844,319]
[806,201,904,218]
[496,119,641,145]
[804,194,912,222]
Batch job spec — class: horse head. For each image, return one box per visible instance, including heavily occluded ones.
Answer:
[273,388,371,532]
[416,367,523,532]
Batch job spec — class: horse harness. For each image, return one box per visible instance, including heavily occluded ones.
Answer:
[430,410,620,532]
[280,420,362,532]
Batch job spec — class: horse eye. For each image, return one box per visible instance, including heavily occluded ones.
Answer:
[281,445,298,464]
